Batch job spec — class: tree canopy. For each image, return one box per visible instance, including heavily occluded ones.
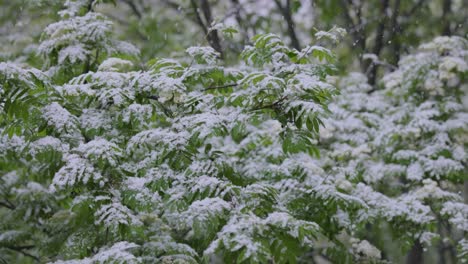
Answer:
[0,0,467,263]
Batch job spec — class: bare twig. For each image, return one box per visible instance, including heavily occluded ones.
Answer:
[187,0,224,57]
[273,0,301,50]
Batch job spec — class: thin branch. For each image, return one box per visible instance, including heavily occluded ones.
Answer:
[199,0,224,57]
[391,0,428,65]
[86,0,95,12]
[147,95,159,101]
[189,0,208,35]
[203,83,238,91]
[120,0,142,19]
[0,201,14,210]
[162,0,224,57]
[371,0,390,55]
[147,96,173,118]
[161,0,181,10]
[340,0,366,55]
[5,246,39,262]
[274,0,301,50]
[0,199,15,210]
[7,245,35,250]
[251,96,288,111]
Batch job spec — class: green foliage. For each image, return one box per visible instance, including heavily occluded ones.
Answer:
[0,1,466,263]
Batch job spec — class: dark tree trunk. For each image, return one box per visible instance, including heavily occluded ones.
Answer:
[367,0,390,85]
[389,0,401,65]
[274,0,301,50]
[340,0,367,72]
[199,0,224,57]
[189,0,224,58]
[87,0,94,12]
[442,0,452,35]
[406,240,423,264]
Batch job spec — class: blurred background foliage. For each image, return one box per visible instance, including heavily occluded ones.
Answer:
[1,0,466,86]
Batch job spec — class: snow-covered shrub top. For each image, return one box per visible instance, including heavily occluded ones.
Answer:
[316,36,467,262]
[0,1,467,263]
[38,0,138,81]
